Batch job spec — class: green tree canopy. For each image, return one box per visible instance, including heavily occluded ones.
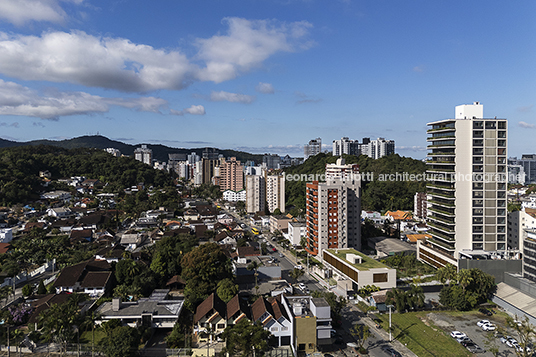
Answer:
[222,320,272,357]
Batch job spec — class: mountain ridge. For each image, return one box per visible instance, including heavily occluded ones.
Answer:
[0,135,265,163]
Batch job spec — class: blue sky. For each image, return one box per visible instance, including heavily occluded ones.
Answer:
[0,0,534,159]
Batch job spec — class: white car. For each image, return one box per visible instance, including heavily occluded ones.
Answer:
[294,265,303,270]
[298,283,306,290]
[481,323,496,331]
[506,338,519,348]
[476,320,490,327]
[450,331,467,339]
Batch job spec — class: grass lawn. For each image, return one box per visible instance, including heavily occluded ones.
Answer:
[375,312,472,357]
[80,328,107,345]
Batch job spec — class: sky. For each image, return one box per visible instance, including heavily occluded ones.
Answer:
[0,0,534,159]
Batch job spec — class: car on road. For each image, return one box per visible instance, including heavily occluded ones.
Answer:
[294,265,303,270]
[298,283,307,290]
[476,320,490,327]
[381,345,402,357]
[279,253,283,258]
[450,331,467,339]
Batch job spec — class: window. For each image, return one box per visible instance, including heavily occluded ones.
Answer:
[373,273,388,283]
[217,324,225,329]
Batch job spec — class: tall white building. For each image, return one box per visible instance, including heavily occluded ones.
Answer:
[246,175,266,214]
[332,137,360,156]
[361,138,395,159]
[418,102,508,268]
[134,145,153,165]
[266,174,285,213]
[304,138,322,160]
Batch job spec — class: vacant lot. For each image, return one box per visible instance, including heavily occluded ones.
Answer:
[374,309,517,357]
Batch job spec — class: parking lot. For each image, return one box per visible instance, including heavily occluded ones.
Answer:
[431,310,524,356]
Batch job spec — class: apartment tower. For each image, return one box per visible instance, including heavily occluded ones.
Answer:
[305,158,361,257]
[419,102,507,268]
[266,174,285,213]
[219,157,244,192]
[304,138,322,160]
[246,175,265,214]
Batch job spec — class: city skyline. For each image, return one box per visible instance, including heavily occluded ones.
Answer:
[0,0,534,159]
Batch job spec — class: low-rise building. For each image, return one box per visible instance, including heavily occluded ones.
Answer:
[287,222,306,246]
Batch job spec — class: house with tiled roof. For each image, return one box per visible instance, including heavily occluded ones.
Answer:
[385,210,413,222]
[251,296,292,347]
[53,259,112,294]
[226,294,249,325]
[80,271,112,297]
[0,243,11,254]
[70,228,94,243]
[194,293,228,343]
[28,292,72,324]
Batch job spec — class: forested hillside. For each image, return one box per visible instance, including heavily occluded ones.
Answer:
[0,135,264,163]
[284,153,427,214]
[0,145,174,205]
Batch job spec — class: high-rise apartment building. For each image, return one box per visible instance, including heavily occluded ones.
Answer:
[414,192,427,220]
[360,138,395,159]
[509,155,536,184]
[419,102,508,268]
[246,175,265,214]
[134,145,152,165]
[304,138,322,160]
[219,157,244,192]
[332,137,360,156]
[266,174,285,214]
[305,158,361,257]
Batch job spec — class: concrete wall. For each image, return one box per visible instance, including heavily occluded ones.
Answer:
[458,259,522,283]
[503,272,536,298]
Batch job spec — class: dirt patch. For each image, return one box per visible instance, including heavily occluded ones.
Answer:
[425,313,454,329]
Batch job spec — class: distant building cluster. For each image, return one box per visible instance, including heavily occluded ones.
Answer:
[303,136,395,160]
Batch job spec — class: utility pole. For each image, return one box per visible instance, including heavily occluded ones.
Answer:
[388,305,394,342]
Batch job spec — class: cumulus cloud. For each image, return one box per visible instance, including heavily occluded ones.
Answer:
[170,105,206,116]
[0,17,313,93]
[0,0,79,26]
[519,121,536,129]
[210,91,256,104]
[256,82,275,94]
[0,79,169,119]
[195,17,314,82]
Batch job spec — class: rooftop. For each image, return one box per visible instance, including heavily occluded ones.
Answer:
[326,248,389,271]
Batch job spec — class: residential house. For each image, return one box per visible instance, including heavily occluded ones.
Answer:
[0,228,12,243]
[70,228,94,243]
[120,232,146,250]
[270,215,292,234]
[81,271,113,298]
[47,207,74,219]
[97,290,184,329]
[53,259,112,295]
[251,296,292,347]
[194,293,228,343]
[226,294,249,325]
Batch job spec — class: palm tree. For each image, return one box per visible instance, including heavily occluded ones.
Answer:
[457,269,473,291]
[436,264,457,286]
[11,328,24,357]
[80,311,100,357]
[247,261,261,296]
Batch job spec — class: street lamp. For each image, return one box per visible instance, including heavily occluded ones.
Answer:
[387,305,394,342]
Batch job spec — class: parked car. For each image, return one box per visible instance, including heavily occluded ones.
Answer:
[298,283,307,290]
[481,323,496,331]
[477,320,490,327]
[479,307,493,316]
[381,346,402,357]
[294,265,303,270]
[450,331,467,339]
[467,344,485,353]
[506,337,519,348]
[457,336,472,344]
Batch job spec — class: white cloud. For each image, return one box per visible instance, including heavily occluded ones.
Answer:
[210,91,256,104]
[0,0,76,26]
[170,105,206,116]
[256,82,275,94]
[195,17,314,82]
[0,18,313,93]
[519,121,535,129]
[518,104,534,113]
[0,79,169,119]
[294,91,322,104]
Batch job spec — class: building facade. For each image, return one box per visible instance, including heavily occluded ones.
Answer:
[134,145,152,165]
[360,138,395,159]
[266,174,285,214]
[246,175,266,214]
[304,138,322,160]
[305,158,361,257]
[219,157,244,192]
[332,137,360,156]
[420,102,507,268]
[414,192,428,220]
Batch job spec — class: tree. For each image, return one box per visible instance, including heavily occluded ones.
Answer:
[21,283,34,297]
[436,264,457,286]
[37,280,47,294]
[386,289,408,313]
[247,261,261,296]
[457,269,473,291]
[506,315,536,357]
[350,323,371,353]
[289,268,304,285]
[217,279,239,303]
[222,320,272,357]
[99,326,140,357]
[181,243,233,310]
[38,299,79,353]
